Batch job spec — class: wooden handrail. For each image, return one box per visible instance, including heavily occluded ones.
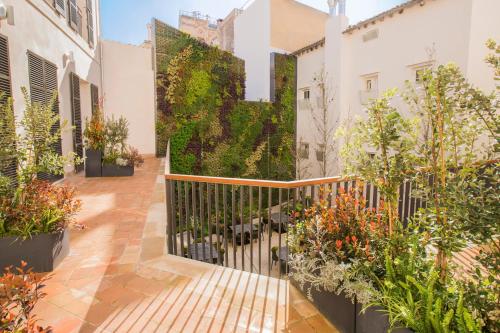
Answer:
[164,173,355,189]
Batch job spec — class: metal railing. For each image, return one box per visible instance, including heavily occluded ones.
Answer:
[164,143,427,278]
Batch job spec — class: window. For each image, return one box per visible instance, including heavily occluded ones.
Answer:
[303,89,310,100]
[27,51,63,182]
[54,0,66,16]
[316,144,325,162]
[0,35,16,186]
[299,142,309,159]
[366,79,372,91]
[86,0,94,47]
[67,0,80,32]
[415,68,426,83]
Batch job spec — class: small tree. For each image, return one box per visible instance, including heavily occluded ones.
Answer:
[16,87,76,186]
[309,69,338,177]
[340,89,419,235]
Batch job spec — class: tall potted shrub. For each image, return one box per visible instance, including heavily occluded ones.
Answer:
[83,107,105,177]
[0,88,81,272]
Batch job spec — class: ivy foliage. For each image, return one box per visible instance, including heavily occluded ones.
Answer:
[154,19,296,180]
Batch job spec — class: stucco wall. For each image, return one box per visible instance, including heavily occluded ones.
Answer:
[1,0,101,174]
[270,0,328,53]
[296,47,325,179]
[297,0,499,178]
[234,0,271,101]
[101,40,156,155]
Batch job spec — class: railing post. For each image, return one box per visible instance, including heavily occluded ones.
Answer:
[165,179,174,255]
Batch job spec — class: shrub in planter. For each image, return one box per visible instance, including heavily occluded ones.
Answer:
[0,88,81,273]
[0,261,51,332]
[101,116,143,177]
[83,108,106,177]
[0,180,81,272]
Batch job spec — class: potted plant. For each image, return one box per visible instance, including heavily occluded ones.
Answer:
[83,107,105,177]
[0,88,81,272]
[101,116,143,177]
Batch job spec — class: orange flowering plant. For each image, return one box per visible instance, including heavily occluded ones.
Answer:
[288,185,390,304]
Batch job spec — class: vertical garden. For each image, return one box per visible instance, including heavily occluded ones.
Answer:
[153,19,296,180]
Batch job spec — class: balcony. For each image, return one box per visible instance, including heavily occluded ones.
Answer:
[31,157,336,332]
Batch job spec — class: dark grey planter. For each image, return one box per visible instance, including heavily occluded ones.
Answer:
[102,164,134,177]
[290,277,356,333]
[0,229,69,273]
[291,275,413,333]
[85,148,102,177]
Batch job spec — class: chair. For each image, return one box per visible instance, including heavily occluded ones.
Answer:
[271,246,279,266]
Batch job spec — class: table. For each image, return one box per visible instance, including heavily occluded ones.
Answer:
[229,223,261,244]
[270,213,289,233]
[188,243,219,264]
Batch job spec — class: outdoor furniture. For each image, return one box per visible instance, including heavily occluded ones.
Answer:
[188,243,219,264]
[270,213,289,233]
[229,223,261,245]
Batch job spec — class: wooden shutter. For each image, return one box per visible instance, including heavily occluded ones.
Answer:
[70,73,83,172]
[0,35,16,186]
[54,0,66,16]
[27,51,63,182]
[90,83,99,114]
[86,0,94,47]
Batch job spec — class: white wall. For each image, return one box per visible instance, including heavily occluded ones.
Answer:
[101,40,156,155]
[296,47,325,179]
[234,0,271,101]
[1,0,101,174]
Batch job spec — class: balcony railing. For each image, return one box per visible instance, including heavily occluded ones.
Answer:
[164,142,426,278]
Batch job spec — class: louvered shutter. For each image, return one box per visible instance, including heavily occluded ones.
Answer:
[0,35,16,187]
[70,73,83,172]
[86,0,94,47]
[90,83,99,114]
[27,52,63,182]
[54,0,66,16]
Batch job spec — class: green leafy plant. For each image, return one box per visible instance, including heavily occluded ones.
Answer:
[0,261,51,332]
[103,115,129,165]
[83,107,106,151]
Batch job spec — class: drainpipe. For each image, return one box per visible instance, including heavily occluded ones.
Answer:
[97,0,104,112]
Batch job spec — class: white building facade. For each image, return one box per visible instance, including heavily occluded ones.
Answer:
[295,0,500,178]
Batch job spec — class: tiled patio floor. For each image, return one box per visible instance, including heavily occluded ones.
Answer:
[33,157,338,333]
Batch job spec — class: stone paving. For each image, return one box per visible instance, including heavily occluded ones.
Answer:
[32,157,338,333]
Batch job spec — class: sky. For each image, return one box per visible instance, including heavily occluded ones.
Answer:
[101,0,406,45]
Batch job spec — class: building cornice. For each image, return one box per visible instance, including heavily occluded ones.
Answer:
[343,0,430,34]
[291,38,325,57]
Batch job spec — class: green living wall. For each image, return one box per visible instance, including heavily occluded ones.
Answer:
[154,19,296,180]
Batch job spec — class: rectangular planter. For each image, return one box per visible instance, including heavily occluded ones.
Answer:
[0,229,69,273]
[102,164,134,177]
[291,276,413,333]
[85,148,102,177]
[291,277,356,333]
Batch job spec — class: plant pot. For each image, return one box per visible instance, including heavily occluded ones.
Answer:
[102,164,134,177]
[290,277,356,333]
[0,229,69,273]
[85,148,102,177]
[356,304,390,333]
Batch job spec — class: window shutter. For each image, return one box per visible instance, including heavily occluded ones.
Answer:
[0,35,16,187]
[27,52,63,182]
[86,0,94,47]
[54,0,66,16]
[90,83,99,114]
[70,73,83,172]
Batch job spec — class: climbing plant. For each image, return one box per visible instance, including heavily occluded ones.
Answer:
[154,19,296,180]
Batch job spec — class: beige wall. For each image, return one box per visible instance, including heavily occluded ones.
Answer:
[270,0,328,52]
[179,15,219,47]
[101,40,156,155]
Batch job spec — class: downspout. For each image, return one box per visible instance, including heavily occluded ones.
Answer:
[97,0,104,112]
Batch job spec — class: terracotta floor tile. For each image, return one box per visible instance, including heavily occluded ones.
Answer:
[30,158,335,332]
